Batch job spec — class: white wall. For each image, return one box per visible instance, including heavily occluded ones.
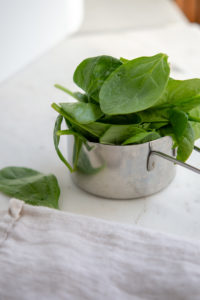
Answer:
[0,0,83,83]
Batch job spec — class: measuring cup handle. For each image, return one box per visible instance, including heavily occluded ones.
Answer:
[148,146,200,175]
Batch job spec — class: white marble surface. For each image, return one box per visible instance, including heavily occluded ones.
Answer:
[1,22,200,239]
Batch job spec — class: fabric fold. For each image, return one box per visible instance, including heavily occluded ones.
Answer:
[0,198,200,300]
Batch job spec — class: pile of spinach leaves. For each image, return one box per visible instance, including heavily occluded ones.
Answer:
[52,53,200,171]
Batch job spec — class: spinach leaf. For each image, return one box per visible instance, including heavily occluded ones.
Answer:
[52,103,109,140]
[53,53,200,165]
[153,78,200,111]
[158,119,194,161]
[176,123,194,162]
[73,55,122,102]
[100,125,145,145]
[56,129,87,141]
[55,84,88,103]
[99,53,170,115]
[73,93,89,103]
[99,113,141,124]
[80,122,110,138]
[168,109,194,161]
[138,108,169,123]
[60,102,103,124]
[159,125,174,138]
[53,114,73,172]
[189,106,200,140]
[190,121,200,141]
[54,123,94,171]
[148,122,168,129]
[120,57,129,64]
[0,167,60,209]
[123,131,160,145]
[169,109,188,139]
[73,135,83,171]
[67,121,110,142]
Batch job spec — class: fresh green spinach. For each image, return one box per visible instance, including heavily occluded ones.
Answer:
[52,53,200,170]
[53,114,74,172]
[55,84,89,103]
[176,123,194,162]
[60,102,103,124]
[99,53,170,114]
[123,131,160,145]
[100,125,145,145]
[52,103,109,141]
[169,109,188,140]
[73,55,122,102]
[2,53,199,208]
[0,167,60,209]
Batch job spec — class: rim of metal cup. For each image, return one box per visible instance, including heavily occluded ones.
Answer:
[78,136,200,174]
[83,135,169,148]
[68,135,175,199]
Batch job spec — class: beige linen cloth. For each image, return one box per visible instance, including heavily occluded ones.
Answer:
[0,199,200,300]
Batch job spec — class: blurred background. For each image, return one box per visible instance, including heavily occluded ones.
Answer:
[0,0,200,83]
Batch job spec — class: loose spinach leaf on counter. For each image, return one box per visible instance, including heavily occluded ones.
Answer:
[0,167,60,209]
[52,53,200,168]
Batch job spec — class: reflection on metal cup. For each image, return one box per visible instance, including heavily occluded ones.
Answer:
[67,136,176,199]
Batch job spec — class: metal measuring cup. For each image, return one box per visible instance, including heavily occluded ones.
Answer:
[67,136,200,199]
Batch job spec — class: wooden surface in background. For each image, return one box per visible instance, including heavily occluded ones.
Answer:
[175,0,200,23]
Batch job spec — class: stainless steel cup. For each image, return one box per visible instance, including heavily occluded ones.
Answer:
[67,136,176,199]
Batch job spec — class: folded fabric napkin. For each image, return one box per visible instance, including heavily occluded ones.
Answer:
[0,198,200,300]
